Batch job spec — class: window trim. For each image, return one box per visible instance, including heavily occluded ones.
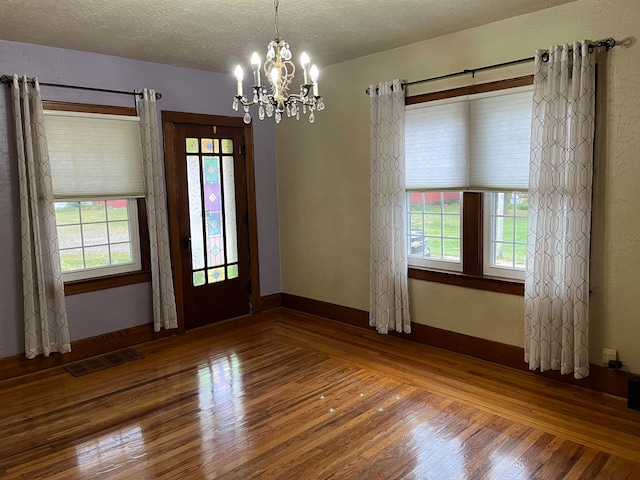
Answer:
[405,76,533,296]
[43,101,151,295]
[406,75,534,106]
[408,267,524,296]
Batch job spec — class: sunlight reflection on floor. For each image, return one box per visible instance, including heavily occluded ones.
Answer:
[196,354,247,471]
[75,426,145,476]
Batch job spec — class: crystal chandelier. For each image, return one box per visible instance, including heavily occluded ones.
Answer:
[232,0,325,124]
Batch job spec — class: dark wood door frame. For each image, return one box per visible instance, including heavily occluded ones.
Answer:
[162,111,261,333]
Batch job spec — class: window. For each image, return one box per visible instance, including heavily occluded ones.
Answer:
[408,191,462,271]
[55,199,141,281]
[484,191,528,280]
[43,103,149,290]
[405,77,533,284]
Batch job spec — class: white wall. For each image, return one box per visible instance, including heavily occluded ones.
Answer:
[276,0,640,371]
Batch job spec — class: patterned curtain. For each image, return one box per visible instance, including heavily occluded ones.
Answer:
[369,79,411,334]
[12,75,71,358]
[136,89,178,331]
[525,41,596,379]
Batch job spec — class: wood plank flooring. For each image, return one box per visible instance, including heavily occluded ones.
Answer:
[1,309,640,479]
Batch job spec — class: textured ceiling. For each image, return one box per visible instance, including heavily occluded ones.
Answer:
[0,0,579,73]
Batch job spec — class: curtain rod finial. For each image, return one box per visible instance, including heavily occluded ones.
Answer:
[617,36,634,49]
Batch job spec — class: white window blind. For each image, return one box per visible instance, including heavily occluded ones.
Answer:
[405,87,533,191]
[44,110,145,199]
[469,90,533,190]
[405,99,468,191]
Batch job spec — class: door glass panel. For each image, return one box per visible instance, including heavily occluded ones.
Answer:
[221,139,233,154]
[227,264,239,279]
[208,237,224,266]
[207,267,226,284]
[206,212,223,236]
[222,155,238,264]
[193,271,206,287]
[203,152,225,272]
[186,138,199,153]
[187,155,205,271]
[201,138,214,153]
[186,135,241,287]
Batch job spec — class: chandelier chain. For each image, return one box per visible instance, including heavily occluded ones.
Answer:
[274,0,280,40]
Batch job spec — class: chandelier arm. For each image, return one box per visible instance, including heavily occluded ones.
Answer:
[275,93,323,105]
[235,97,256,107]
[236,93,323,106]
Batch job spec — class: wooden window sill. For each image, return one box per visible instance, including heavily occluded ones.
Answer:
[408,267,524,296]
[64,270,151,296]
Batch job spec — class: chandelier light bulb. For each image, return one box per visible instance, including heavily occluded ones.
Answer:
[251,52,261,70]
[300,52,311,70]
[300,52,311,84]
[234,65,243,96]
[270,67,279,97]
[310,65,319,83]
[310,65,319,96]
[250,52,262,87]
[234,65,243,82]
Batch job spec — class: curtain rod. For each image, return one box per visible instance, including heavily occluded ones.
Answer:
[0,75,162,100]
[365,37,617,95]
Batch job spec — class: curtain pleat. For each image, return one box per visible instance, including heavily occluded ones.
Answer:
[369,79,411,334]
[12,75,71,358]
[136,89,178,331]
[525,42,596,379]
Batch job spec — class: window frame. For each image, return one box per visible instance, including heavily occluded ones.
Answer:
[483,191,527,281]
[407,191,463,272]
[56,199,142,282]
[405,76,533,296]
[43,101,151,295]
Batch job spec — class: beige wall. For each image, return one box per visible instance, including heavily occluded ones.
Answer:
[277,0,640,371]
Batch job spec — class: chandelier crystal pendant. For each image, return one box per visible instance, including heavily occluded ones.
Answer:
[232,0,325,124]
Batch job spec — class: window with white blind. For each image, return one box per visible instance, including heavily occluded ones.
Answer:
[45,111,145,199]
[405,82,533,281]
[44,109,146,282]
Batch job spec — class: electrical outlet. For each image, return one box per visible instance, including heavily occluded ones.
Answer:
[602,347,617,365]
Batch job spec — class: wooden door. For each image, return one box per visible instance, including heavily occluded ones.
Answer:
[164,115,258,330]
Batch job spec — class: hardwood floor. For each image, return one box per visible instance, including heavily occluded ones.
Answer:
[1,309,640,479]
